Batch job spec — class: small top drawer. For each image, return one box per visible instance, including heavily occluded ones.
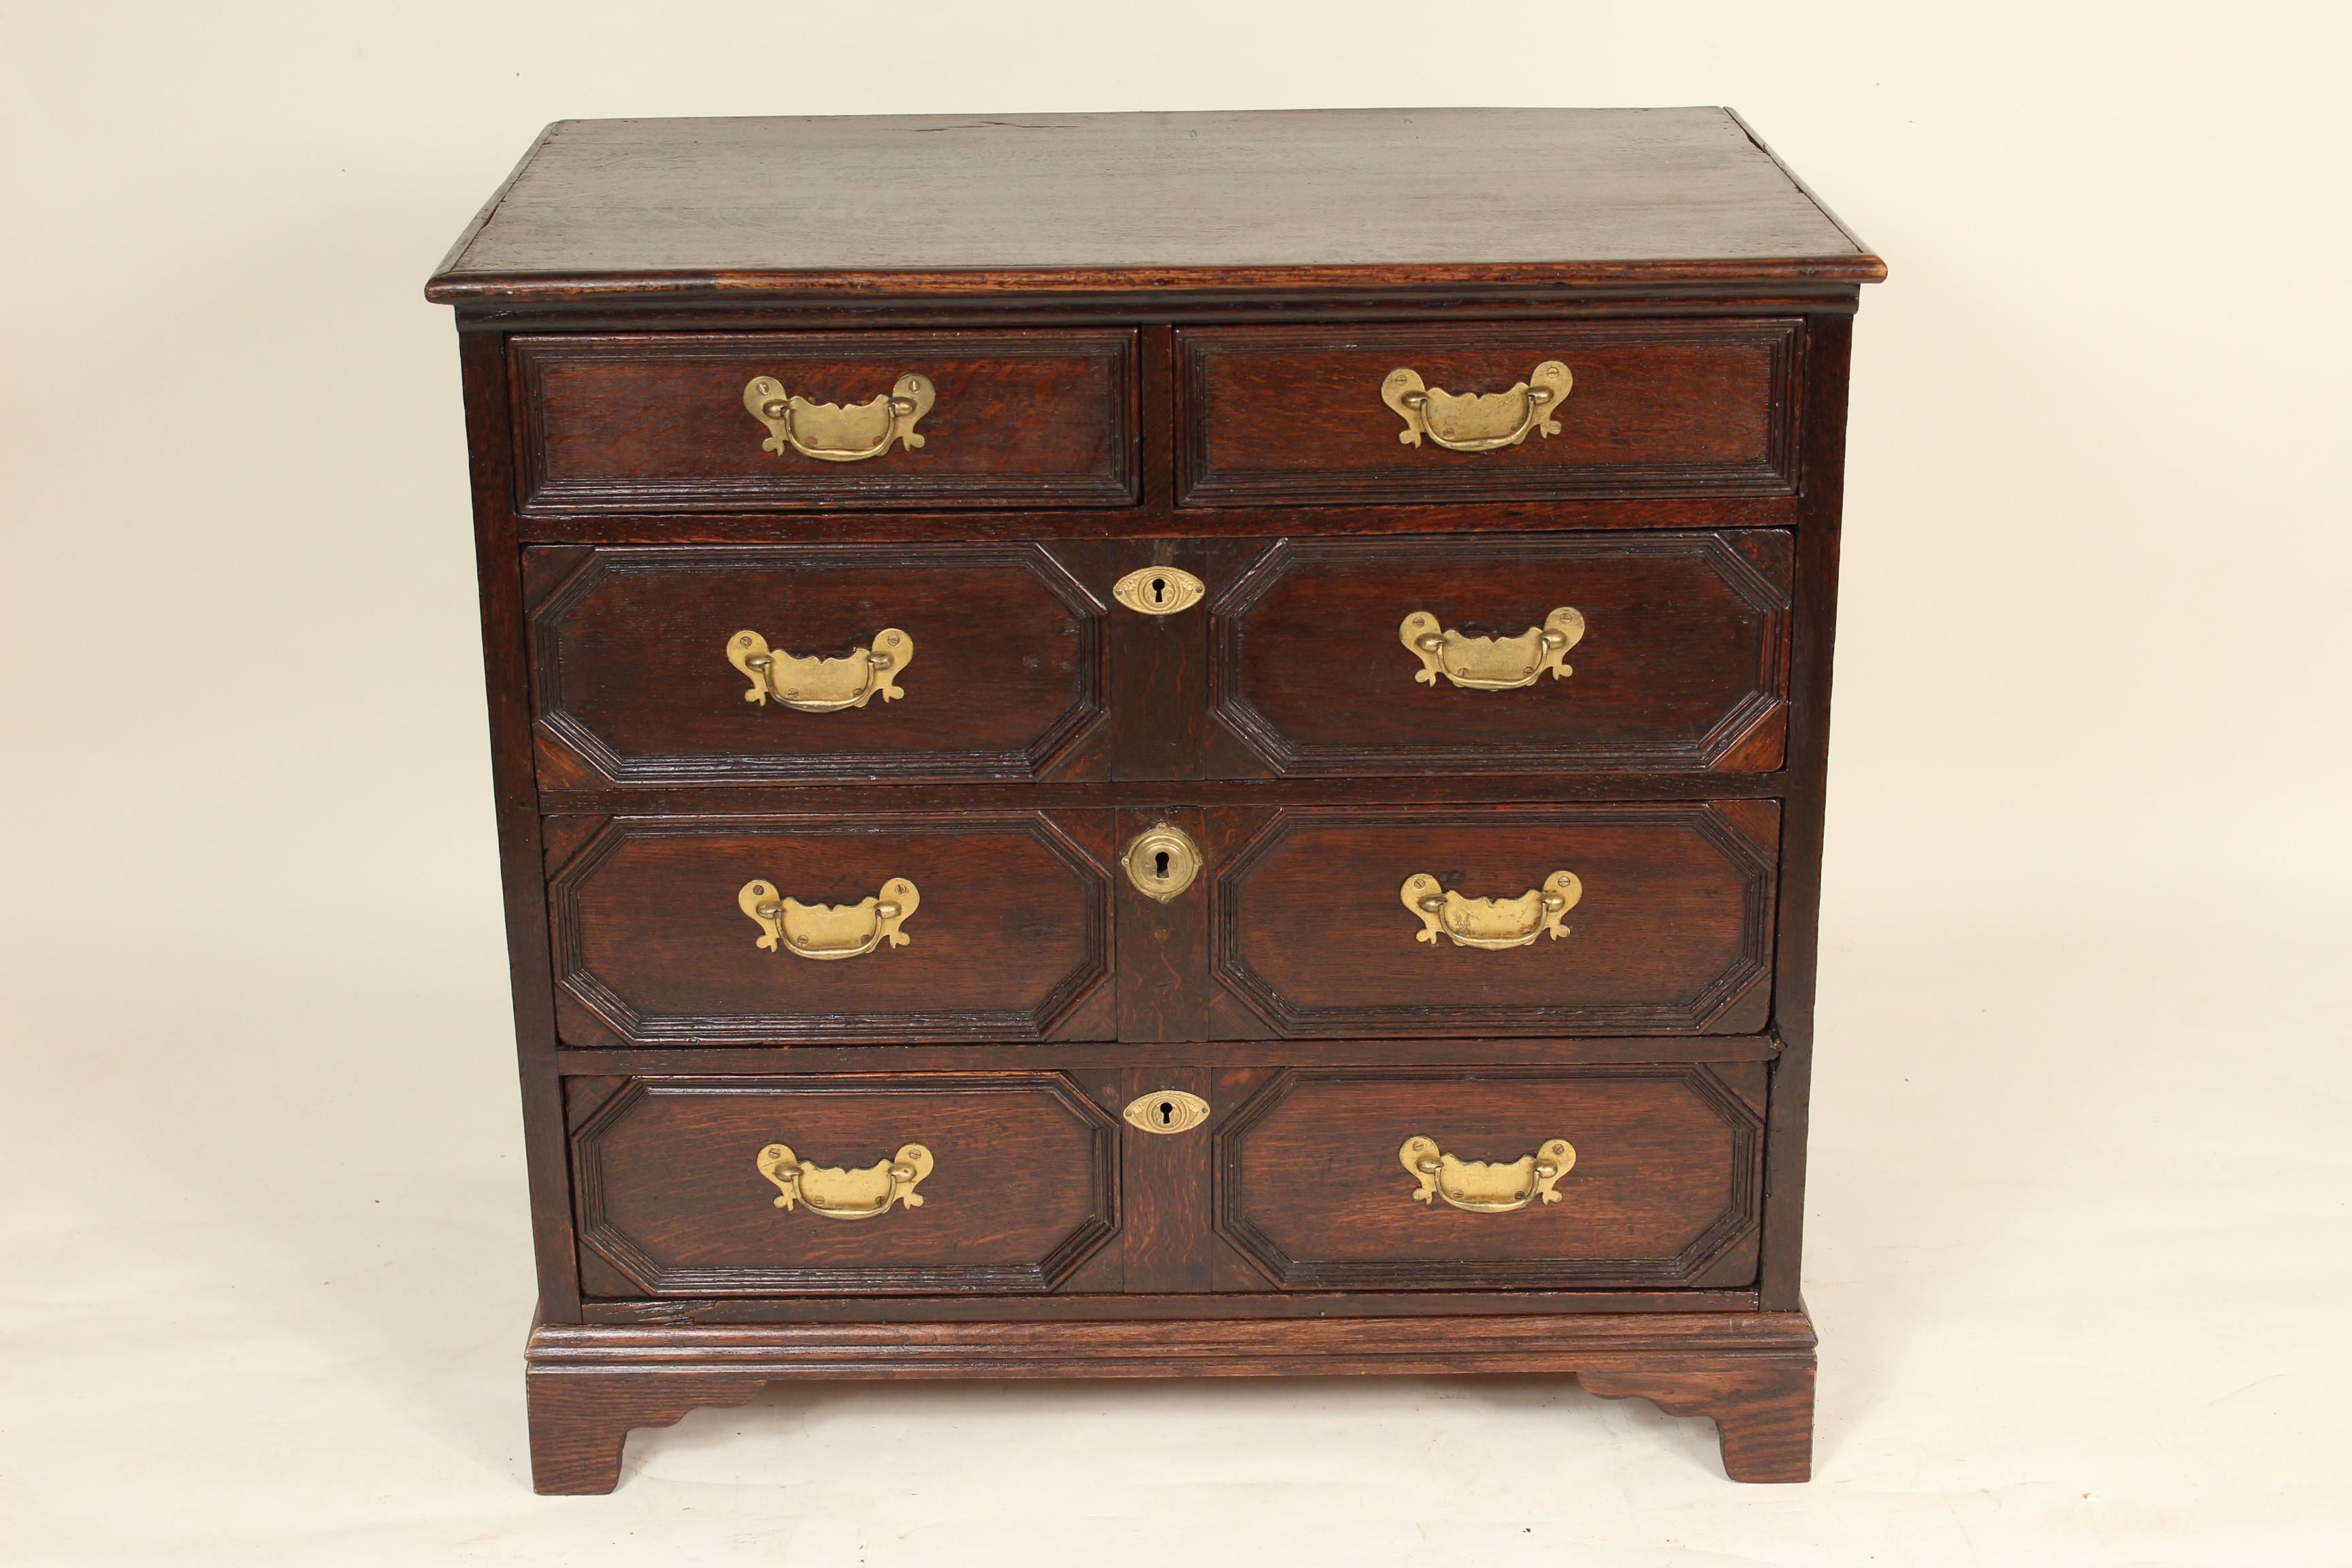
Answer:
[511,330,1138,513]
[1178,320,1799,506]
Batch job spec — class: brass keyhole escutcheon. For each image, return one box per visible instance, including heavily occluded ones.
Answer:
[1122,822,1203,902]
[1112,566,1205,617]
[1123,1090,1210,1135]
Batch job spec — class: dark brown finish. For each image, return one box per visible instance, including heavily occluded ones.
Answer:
[431,107,1874,1493]
[511,331,1137,512]
[1216,1065,1762,1290]
[1117,1065,1218,1292]
[523,1310,1815,1492]
[1179,320,1800,506]
[1209,532,1792,775]
[428,110,1880,304]
[1212,803,1778,1036]
[572,1074,1117,1295]
[546,813,1115,1044]
[527,543,1107,785]
[1111,806,1212,1041]
[1758,310,1856,1311]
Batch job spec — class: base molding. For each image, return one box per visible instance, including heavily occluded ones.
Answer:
[525,1308,1816,1492]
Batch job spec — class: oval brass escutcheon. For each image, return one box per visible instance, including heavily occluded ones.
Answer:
[1123,1090,1210,1135]
[1122,821,1203,902]
[1112,566,1205,617]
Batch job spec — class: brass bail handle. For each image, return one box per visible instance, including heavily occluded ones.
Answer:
[1382,360,1573,453]
[1399,1135,1575,1213]
[757,1141,934,1220]
[1402,870,1582,950]
[728,628,914,711]
[744,372,936,462]
[739,877,920,960]
[1401,606,1585,691]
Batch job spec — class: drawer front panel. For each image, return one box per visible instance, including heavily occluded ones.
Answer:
[549,814,1115,1045]
[1212,532,1792,775]
[512,330,1137,512]
[1211,803,1778,1036]
[1215,1064,1763,1290]
[572,1075,1119,1295]
[1179,320,1799,506]
[528,544,1106,785]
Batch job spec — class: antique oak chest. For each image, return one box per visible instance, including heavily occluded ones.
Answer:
[425,108,1882,1492]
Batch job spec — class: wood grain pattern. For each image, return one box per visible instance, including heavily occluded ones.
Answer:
[523,1308,1816,1492]
[1178,320,1799,506]
[572,1074,1117,1296]
[527,543,1107,785]
[1211,803,1778,1037]
[1209,532,1792,775]
[1759,310,1857,1311]
[427,109,1878,305]
[546,813,1115,1044]
[511,330,1137,512]
[1215,1065,1763,1290]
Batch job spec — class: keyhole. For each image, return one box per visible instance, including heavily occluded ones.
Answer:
[1159,1100,1175,1126]
[1150,576,1166,604]
[1154,849,1171,880]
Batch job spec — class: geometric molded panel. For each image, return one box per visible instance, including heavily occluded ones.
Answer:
[1210,532,1792,776]
[549,813,1113,1045]
[1211,802,1778,1037]
[529,543,1107,785]
[574,1075,1119,1295]
[1213,1064,1763,1290]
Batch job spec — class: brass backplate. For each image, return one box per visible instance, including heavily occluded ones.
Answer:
[1122,822,1203,902]
[1112,566,1205,616]
[1123,1090,1211,1134]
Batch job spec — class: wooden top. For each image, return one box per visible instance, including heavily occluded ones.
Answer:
[426,108,1881,304]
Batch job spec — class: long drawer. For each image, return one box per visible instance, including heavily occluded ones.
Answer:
[546,802,1776,1046]
[566,1060,1763,1301]
[526,532,1791,787]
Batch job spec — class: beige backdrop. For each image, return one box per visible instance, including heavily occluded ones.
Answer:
[4,3,2347,1563]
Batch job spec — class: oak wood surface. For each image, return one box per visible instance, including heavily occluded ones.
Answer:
[428,109,1878,304]
[546,813,1115,1045]
[527,543,1107,785]
[1216,1064,1762,1290]
[570,1074,1116,1295]
[1210,532,1791,775]
[512,330,1136,511]
[1179,319,1799,505]
[1757,310,1855,1310]
[1211,803,1778,1036]
[523,1308,1816,1492]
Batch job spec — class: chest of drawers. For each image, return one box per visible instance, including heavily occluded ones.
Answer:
[427,108,1882,1493]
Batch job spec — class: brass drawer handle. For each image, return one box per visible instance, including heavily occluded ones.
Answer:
[743,372,935,462]
[1382,360,1572,452]
[757,1141,933,1220]
[1400,1135,1575,1213]
[1401,870,1581,949]
[739,877,919,960]
[1400,607,1584,690]
[728,628,913,711]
